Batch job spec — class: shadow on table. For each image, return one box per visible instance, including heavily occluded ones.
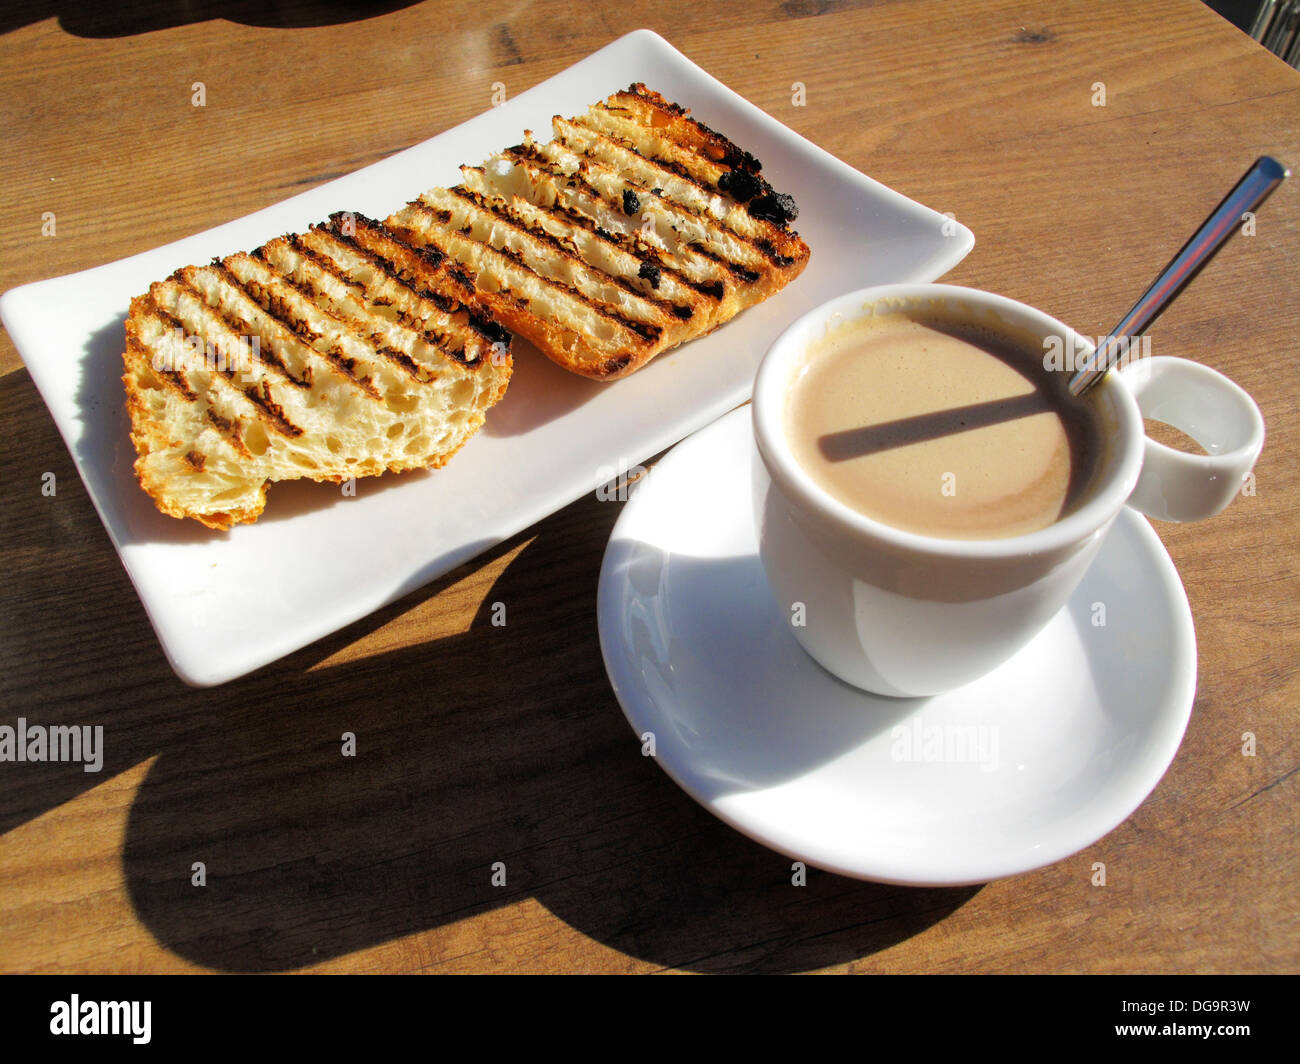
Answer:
[131,497,979,972]
[0,372,979,971]
[0,1,421,38]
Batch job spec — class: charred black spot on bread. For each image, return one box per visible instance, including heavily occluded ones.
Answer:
[637,261,661,288]
[718,167,763,203]
[622,188,640,215]
[749,191,799,226]
[671,304,693,320]
[719,143,762,173]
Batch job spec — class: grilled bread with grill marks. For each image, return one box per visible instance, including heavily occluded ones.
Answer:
[123,85,807,527]
[123,213,512,530]
[384,83,810,380]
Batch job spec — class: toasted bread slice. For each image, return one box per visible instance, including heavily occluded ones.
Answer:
[384,83,809,380]
[122,85,808,526]
[122,213,512,529]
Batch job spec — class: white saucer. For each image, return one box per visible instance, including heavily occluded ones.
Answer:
[597,406,1197,886]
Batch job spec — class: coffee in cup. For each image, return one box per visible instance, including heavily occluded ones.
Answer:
[752,284,1264,697]
[783,309,1105,540]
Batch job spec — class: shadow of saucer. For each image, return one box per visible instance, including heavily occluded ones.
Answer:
[111,489,978,973]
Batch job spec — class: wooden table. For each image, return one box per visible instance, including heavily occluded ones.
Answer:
[1,0,1296,974]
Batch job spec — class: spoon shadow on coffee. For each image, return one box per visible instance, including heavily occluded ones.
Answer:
[802,381,1101,539]
[816,393,1054,460]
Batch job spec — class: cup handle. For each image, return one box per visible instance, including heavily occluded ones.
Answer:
[1116,356,1265,522]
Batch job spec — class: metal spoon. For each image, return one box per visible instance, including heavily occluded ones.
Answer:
[1068,155,1289,397]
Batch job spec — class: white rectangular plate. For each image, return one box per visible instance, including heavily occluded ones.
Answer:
[0,29,974,686]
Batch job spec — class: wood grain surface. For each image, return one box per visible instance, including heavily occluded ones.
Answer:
[0,0,1296,974]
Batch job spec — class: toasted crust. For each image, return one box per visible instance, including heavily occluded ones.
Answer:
[123,84,809,527]
[385,83,809,380]
[122,216,513,529]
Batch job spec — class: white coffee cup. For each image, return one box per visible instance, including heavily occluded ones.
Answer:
[751,283,1265,697]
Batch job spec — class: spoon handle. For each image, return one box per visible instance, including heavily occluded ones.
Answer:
[1069,155,1290,397]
